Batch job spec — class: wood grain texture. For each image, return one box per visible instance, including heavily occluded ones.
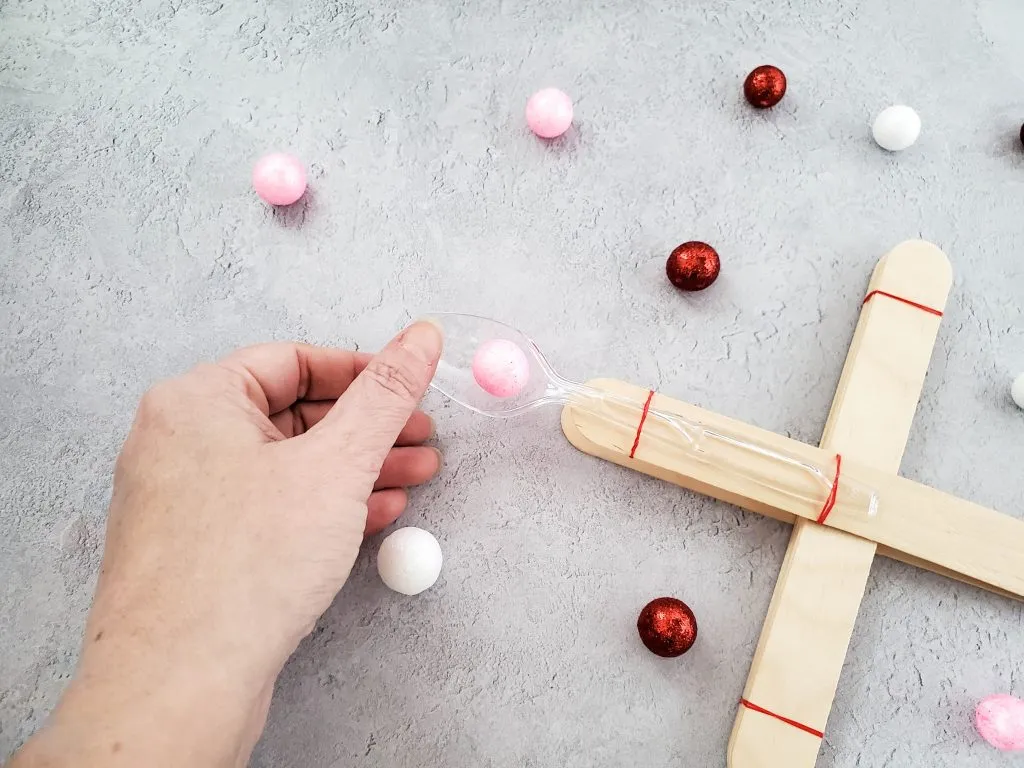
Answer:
[562,381,1024,599]
[728,240,951,767]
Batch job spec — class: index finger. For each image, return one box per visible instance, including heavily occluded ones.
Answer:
[218,342,373,416]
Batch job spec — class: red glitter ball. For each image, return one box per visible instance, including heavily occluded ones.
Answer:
[637,597,698,658]
[666,241,720,291]
[744,65,787,109]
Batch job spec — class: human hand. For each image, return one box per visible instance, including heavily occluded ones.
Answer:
[9,321,443,768]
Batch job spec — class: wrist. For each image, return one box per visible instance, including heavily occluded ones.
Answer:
[15,623,280,768]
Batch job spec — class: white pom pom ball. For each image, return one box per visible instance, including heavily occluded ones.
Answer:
[377,527,443,595]
[1012,373,1024,410]
[872,105,921,151]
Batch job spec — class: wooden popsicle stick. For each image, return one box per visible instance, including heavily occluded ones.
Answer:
[729,240,951,767]
[561,379,1024,599]
[875,547,1021,600]
[838,467,1024,595]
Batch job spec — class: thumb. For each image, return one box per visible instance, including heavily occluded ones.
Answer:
[308,320,443,482]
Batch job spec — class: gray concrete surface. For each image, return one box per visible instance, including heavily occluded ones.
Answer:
[2,0,1023,765]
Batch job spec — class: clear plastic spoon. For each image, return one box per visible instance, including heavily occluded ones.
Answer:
[424,312,879,517]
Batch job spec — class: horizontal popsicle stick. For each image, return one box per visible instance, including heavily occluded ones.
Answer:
[561,379,1024,600]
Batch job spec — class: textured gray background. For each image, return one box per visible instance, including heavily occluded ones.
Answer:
[2,0,1023,766]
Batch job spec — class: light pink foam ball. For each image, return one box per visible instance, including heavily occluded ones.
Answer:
[975,694,1024,751]
[252,152,307,206]
[525,88,573,139]
[472,339,530,398]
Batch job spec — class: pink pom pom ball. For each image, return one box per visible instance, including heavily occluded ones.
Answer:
[525,88,574,139]
[252,152,307,206]
[975,694,1024,751]
[472,339,530,399]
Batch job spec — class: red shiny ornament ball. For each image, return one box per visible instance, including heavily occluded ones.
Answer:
[744,65,787,109]
[666,241,720,291]
[637,597,698,658]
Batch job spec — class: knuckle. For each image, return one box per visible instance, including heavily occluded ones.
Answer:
[137,379,176,418]
[364,359,421,402]
[133,383,180,440]
[216,367,251,399]
[198,362,245,393]
[135,365,221,429]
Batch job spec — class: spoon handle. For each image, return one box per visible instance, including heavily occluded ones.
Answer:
[560,382,878,517]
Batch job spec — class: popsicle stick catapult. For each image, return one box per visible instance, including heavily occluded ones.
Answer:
[560,241,1024,767]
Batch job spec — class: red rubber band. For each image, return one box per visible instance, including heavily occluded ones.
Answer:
[863,290,942,317]
[739,699,824,739]
[629,390,656,459]
[816,454,842,525]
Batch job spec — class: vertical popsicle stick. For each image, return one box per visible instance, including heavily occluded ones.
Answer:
[727,241,952,767]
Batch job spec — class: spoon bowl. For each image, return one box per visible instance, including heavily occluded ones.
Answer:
[424,312,569,418]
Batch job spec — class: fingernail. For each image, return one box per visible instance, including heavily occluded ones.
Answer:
[430,447,443,472]
[415,316,445,335]
[401,321,443,364]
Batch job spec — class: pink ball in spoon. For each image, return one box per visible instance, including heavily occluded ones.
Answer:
[975,694,1024,751]
[472,339,530,398]
[525,88,573,139]
[252,152,307,206]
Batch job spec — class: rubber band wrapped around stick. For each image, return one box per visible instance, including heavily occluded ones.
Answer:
[566,385,877,524]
